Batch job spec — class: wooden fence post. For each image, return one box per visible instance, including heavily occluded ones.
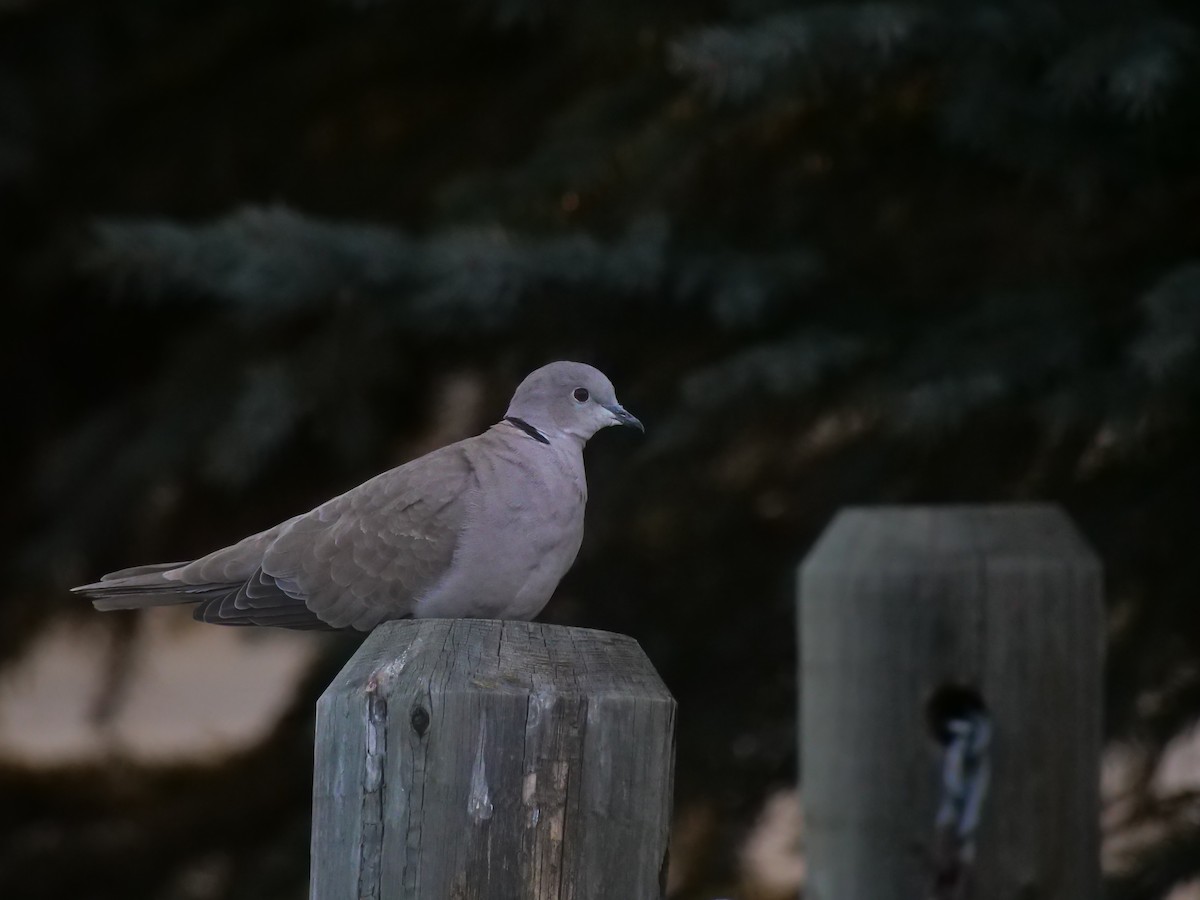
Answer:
[799,504,1102,900]
[310,618,676,900]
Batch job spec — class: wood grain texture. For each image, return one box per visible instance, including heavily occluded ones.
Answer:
[799,505,1102,900]
[311,619,676,900]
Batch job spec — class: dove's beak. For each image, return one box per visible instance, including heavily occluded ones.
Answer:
[606,403,644,433]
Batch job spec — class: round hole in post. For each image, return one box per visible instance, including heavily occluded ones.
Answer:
[925,684,987,746]
[799,505,1102,900]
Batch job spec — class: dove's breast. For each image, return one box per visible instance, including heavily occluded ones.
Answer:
[414,431,587,620]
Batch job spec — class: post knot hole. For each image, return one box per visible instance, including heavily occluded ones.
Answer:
[410,705,430,737]
[926,684,987,746]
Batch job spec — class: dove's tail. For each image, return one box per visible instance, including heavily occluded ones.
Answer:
[72,558,331,630]
[71,561,199,611]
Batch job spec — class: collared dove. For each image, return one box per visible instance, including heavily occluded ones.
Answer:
[72,361,642,631]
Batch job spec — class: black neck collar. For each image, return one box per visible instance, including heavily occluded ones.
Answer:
[503,416,550,445]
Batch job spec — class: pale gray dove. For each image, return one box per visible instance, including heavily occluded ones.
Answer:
[72,361,642,630]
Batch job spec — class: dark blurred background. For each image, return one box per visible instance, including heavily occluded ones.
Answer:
[3,0,1200,897]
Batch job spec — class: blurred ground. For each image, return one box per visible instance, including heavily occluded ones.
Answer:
[6,606,1199,899]
[0,609,324,764]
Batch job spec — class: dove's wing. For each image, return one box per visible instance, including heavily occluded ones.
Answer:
[183,442,479,630]
[75,442,479,630]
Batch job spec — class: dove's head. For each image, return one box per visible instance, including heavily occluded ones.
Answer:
[506,361,643,443]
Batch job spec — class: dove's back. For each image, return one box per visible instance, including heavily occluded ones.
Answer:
[73,423,588,630]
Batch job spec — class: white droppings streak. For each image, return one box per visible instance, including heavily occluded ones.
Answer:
[468,718,493,825]
[526,685,556,728]
[379,645,411,680]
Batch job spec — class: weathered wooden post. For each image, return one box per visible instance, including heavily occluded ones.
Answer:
[799,505,1102,900]
[311,618,676,900]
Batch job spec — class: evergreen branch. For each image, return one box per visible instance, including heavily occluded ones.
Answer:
[680,330,871,409]
[1130,264,1200,384]
[90,207,420,310]
[1048,19,1196,120]
[669,3,932,102]
[87,205,821,332]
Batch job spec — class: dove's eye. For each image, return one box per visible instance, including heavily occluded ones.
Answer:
[572,388,590,403]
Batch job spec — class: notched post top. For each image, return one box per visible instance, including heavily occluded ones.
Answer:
[802,503,1100,573]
